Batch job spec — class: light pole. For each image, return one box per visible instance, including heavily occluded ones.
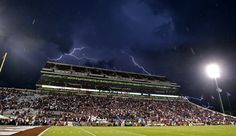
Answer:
[0,52,7,73]
[206,63,225,113]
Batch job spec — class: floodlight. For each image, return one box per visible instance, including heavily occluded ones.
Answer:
[206,63,220,79]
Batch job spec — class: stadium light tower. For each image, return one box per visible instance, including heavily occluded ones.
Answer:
[206,63,225,113]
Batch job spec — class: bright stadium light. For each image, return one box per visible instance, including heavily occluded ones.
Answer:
[206,63,220,79]
[206,63,224,113]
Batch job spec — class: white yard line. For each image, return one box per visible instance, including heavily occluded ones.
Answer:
[79,128,97,136]
[38,127,51,136]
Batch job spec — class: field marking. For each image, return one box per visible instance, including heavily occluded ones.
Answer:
[79,128,97,136]
[38,127,51,136]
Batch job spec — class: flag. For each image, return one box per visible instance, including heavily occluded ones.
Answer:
[226,91,231,97]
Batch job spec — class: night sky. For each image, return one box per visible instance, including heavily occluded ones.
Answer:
[0,0,236,111]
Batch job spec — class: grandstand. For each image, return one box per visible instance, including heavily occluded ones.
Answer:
[0,62,236,129]
[37,61,180,96]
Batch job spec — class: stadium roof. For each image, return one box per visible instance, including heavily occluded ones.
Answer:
[45,61,167,79]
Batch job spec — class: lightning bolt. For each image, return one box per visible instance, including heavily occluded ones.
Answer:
[121,50,151,75]
[48,47,97,62]
[66,47,86,55]
[130,56,151,75]
[49,55,63,61]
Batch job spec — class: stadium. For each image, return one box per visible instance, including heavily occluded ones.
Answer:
[0,61,236,136]
[1,0,236,136]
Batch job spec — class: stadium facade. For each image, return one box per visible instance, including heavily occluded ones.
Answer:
[37,61,180,97]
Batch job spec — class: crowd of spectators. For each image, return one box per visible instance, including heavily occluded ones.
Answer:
[0,88,236,126]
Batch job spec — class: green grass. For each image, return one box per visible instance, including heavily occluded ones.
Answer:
[42,126,236,136]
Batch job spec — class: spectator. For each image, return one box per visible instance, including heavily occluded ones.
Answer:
[0,87,235,126]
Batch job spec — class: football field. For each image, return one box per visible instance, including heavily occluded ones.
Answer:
[41,125,236,136]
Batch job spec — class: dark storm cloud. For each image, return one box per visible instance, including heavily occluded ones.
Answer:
[0,0,76,53]
[71,0,179,72]
[75,0,176,50]
[0,0,178,62]
[147,0,236,41]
